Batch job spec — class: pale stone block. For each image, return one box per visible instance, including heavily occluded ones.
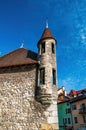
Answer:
[46,89,52,94]
[47,104,57,111]
[52,100,57,104]
[47,116,58,123]
[51,110,57,116]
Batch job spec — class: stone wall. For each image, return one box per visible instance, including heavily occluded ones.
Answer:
[0,65,48,130]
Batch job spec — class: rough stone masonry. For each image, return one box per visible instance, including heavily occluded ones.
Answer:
[0,65,58,130]
[0,65,46,130]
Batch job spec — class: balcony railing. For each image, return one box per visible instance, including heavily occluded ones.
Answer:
[79,108,86,114]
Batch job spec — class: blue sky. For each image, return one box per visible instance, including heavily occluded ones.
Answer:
[0,0,86,92]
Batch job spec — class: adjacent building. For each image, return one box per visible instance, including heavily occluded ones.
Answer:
[70,89,86,130]
[57,87,73,130]
[58,87,86,130]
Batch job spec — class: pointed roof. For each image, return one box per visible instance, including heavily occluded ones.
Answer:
[41,28,54,40]
[0,48,38,68]
[38,26,56,46]
[40,19,54,40]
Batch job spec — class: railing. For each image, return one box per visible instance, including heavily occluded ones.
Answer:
[79,108,86,114]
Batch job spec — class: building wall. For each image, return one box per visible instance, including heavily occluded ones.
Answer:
[0,64,59,130]
[71,98,86,130]
[0,65,48,130]
[58,101,72,130]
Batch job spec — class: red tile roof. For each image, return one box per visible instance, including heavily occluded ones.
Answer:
[69,88,86,97]
[0,48,38,68]
[69,90,77,96]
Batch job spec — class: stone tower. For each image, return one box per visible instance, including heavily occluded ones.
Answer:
[37,23,59,130]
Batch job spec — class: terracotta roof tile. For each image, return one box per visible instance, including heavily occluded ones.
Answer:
[69,88,86,97]
[69,90,77,95]
[0,48,38,68]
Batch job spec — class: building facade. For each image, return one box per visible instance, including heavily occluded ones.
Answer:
[0,25,59,130]
[58,100,73,130]
[57,87,73,130]
[70,91,86,130]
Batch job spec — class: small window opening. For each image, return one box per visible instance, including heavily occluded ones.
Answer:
[40,68,45,84]
[41,42,45,54]
[83,115,86,123]
[52,69,56,85]
[74,117,78,124]
[52,43,55,53]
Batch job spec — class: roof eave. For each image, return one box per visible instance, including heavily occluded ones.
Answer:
[0,62,38,68]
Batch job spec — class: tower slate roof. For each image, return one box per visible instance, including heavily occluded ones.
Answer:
[38,27,57,46]
[41,28,54,40]
[0,48,38,68]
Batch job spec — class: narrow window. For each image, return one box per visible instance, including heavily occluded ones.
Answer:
[40,68,45,84]
[65,118,67,124]
[63,118,67,124]
[66,108,71,114]
[68,118,71,124]
[52,69,56,85]
[41,42,45,54]
[82,103,85,109]
[68,108,71,113]
[67,102,69,106]
[66,108,67,114]
[72,104,77,110]
[74,117,78,124]
[83,116,86,123]
[52,43,55,53]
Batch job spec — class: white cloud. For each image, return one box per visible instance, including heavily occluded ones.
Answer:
[81,34,86,40]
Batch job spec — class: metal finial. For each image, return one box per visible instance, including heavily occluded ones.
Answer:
[20,41,24,48]
[46,19,48,28]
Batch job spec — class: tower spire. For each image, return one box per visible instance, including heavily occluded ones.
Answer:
[46,19,48,28]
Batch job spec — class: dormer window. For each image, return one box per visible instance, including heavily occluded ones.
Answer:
[41,42,45,54]
[52,43,55,53]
